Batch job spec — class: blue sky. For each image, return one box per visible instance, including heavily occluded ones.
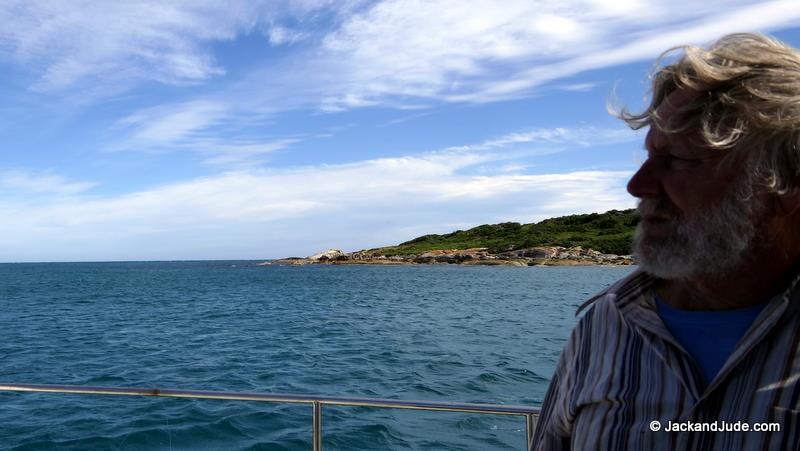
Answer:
[1,0,800,262]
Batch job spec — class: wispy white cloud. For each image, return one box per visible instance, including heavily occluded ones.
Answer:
[318,0,800,105]
[0,165,633,261]
[445,127,636,154]
[113,0,800,147]
[113,94,637,166]
[197,138,301,166]
[6,0,797,108]
[120,100,229,143]
[113,100,299,166]
[0,170,97,195]
[1,1,236,91]
[0,126,636,261]
[0,0,343,95]
[4,0,795,159]
[381,111,435,126]
[267,26,308,46]
[557,82,600,92]
[435,0,800,102]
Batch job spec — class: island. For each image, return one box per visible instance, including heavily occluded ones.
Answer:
[266,209,638,267]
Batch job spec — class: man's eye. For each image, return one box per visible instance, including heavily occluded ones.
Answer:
[664,155,701,170]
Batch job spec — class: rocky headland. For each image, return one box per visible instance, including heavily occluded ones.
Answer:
[261,209,638,267]
[266,246,633,267]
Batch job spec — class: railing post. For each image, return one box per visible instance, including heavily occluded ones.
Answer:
[312,401,323,451]
[526,413,537,450]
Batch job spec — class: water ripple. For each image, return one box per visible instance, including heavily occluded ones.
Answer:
[0,262,632,450]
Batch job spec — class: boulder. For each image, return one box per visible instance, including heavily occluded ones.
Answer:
[308,249,347,262]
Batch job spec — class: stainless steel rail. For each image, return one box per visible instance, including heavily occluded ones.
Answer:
[0,383,540,450]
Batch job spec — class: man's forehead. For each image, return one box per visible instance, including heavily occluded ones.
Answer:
[655,88,702,120]
[647,88,725,158]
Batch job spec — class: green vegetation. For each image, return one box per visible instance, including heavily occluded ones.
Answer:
[374,209,638,256]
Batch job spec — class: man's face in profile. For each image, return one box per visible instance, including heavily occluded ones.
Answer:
[626,89,768,280]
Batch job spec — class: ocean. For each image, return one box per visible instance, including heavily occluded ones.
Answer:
[0,262,634,450]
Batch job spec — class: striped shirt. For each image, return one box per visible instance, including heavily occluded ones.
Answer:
[530,268,800,450]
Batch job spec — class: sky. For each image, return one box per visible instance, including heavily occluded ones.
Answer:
[1,0,799,262]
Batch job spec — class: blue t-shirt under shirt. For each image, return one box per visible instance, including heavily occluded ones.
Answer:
[655,297,767,385]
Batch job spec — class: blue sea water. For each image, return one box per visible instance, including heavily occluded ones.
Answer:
[0,262,634,450]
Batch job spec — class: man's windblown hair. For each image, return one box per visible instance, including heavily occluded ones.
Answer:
[617,33,800,196]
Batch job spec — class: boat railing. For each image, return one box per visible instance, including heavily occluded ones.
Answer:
[0,382,540,450]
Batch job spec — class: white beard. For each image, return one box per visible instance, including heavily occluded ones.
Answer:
[632,180,766,280]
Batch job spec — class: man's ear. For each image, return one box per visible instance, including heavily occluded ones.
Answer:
[778,186,800,216]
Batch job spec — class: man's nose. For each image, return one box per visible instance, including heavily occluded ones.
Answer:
[627,159,661,198]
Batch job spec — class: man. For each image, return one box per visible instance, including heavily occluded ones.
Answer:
[531,33,800,450]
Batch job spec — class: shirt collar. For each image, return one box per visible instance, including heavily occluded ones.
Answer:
[575,268,653,316]
[577,265,800,317]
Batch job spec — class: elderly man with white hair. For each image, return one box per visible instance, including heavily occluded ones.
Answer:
[531,33,800,450]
